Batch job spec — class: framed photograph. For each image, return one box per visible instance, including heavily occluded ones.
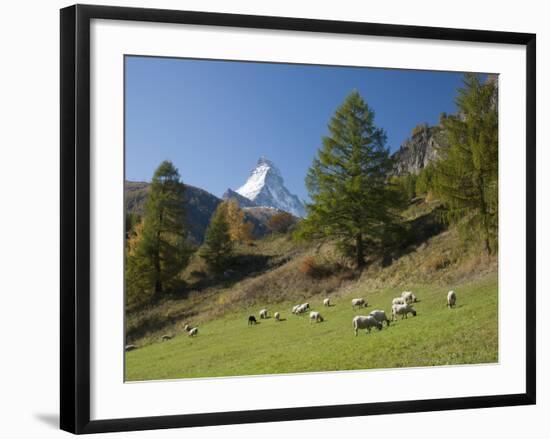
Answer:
[60,4,536,434]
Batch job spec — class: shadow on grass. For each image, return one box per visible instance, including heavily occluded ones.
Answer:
[181,253,283,296]
[381,209,447,268]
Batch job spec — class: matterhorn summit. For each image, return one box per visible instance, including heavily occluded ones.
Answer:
[235,157,306,217]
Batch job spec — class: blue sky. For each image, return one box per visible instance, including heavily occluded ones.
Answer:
[125,56,470,201]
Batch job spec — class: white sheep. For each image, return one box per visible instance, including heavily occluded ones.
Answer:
[259,308,268,319]
[188,327,198,337]
[352,315,382,336]
[392,297,406,306]
[392,303,417,321]
[369,309,391,327]
[274,312,280,321]
[323,298,331,307]
[309,311,324,323]
[302,303,310,311]
[352,298,367,308]
[295,304,309,314]
[447,290,457,309]
[292,304,300,314]
[401,291,418,304]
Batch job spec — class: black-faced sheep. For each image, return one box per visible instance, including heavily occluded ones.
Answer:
[369,309,391,327]
[447,290,457,308]
[392,297,406,306]
[401,291,418,304]
[188,327,198,337]
[352,315,382,336]
[323,298,331,307]
[352,298,367,308]
[392,303,417,320]
[259,309,268,319]
[309,311,324,323]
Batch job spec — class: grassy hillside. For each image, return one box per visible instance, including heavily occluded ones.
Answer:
[125,198,498,381]
[126,273,497,381]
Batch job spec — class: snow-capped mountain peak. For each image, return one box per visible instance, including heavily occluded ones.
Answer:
[236,157,306,217]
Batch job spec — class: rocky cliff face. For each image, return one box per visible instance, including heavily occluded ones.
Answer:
[222,188,258,208]
[391,74,498,177]
[391,124,444,176]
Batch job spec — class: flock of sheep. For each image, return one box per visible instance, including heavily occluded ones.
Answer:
[124,289,458,351]
[246,289,458,336]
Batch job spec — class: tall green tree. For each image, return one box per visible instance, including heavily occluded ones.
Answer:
[126,160,190,302]
[298,91,403,268]
[433,74,498,254]
[199,202,233,273]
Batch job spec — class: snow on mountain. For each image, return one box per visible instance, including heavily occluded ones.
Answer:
[236,157,306,217]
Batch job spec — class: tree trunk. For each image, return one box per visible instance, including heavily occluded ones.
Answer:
[355,234,365,269]
[477,176,492,255]
[154,209,164,295]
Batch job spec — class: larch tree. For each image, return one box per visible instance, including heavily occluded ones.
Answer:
[125,160,191,302]
[266,211,295,234]
[297,90,403,268]
[224,199,255,242]
[433,74,498,254]
[199,202,234,273]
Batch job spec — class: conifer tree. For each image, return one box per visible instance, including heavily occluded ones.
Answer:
[267,211,295,234]
[125,160,190,302]
[200,202,233,273]
[298,91,403,268]
[433,74,498,254]
[224,199,255,242]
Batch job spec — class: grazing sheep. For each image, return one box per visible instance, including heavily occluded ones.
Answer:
[323,298,331,307]
[447,290,457,309]
[161,335,172,341]
[309,311,324,323]
[188,327,198,337]
[183,324,190,332]
[392,303,417,321]
[401,291,418,304]
[125,344,137,352]
[295,304,308,314]
[259,309,268,319]
[274,312,280,321]
[302,303,310,311]
[292,305,300,314]
[248,315,257,325]
[392,297,406,306]
[352,315,382,336]
[369,309,391,327]
[352,298,367,308]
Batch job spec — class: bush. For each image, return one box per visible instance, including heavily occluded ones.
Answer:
[299,256,318,277]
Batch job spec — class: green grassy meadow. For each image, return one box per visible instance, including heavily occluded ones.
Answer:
[125,273,498,381]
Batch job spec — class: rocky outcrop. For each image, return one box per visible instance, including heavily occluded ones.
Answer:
[391,124,444,176]
[391,74,498,177]
[222,188,257,208]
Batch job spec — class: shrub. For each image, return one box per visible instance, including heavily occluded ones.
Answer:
[299,256,318,277]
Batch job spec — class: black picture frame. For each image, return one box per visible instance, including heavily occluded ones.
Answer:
[60,4,536,434]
